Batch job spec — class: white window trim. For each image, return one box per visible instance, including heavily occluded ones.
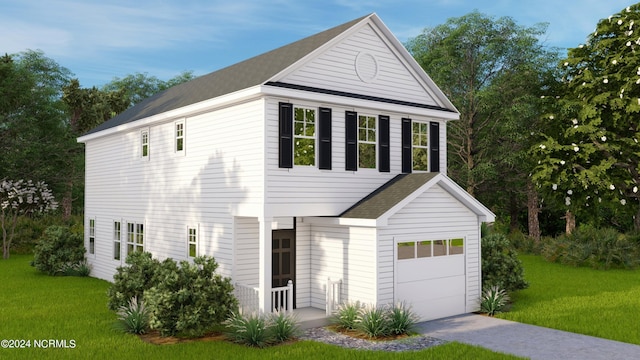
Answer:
[113,220,122,262]
[125,220,145,256]
[141,128,150,160]
[87,217,96,257]
[412,120,429,172]
[187,225,199,259]
[394,235,466,261]
[357,113,377,170]
[175,119,185,155]
[293,106,317,167]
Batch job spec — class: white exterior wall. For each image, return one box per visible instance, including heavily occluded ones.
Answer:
[233,217,259,287]
[378,184,481,312]
[84,99,266,281]
[295,221,312,308]
[309,224,377,309]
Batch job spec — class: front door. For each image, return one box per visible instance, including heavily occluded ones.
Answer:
[272,229,295,308]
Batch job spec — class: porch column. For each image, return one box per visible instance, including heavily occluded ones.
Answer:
[258,216,272,313]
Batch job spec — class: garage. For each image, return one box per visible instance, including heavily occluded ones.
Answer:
[394,237,466,321]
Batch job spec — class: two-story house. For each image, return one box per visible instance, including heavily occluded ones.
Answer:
[78,13,494,322]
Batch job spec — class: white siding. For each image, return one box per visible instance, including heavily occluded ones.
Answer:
[85,99,266,281]
[379,184,481,312]
[309,224,377,309]
[234,217,259,287]
[280,24,438,106]
[296,221,312,307]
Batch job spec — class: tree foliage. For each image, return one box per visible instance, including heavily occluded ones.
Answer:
[533,4,640,231]
[481,233,529,292]
[101,71,195,107]
[32,225,86,275]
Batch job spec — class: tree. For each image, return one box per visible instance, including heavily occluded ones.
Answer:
[533,4,640,232]
[1,179,58,259]
[406,12,559,238]
[102,71,195,107]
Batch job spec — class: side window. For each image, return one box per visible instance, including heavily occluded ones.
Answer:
[412,122,429,171]
[293,107,316,166]
[188,227,198,258]
[127,222,144,255]
[175,121,185,153]
[141,129,149,158]
[88,218,95,255]
[113,221,121,260]
[358,115,376,169]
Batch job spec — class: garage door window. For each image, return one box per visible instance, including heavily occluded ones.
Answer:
[398,238,464,260]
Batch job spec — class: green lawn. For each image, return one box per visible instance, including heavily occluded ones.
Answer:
[499,255,640,345]
[0,255,519,360]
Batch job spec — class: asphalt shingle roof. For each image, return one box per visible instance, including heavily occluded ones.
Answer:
[84,15,369,136]
[340,172,439,219]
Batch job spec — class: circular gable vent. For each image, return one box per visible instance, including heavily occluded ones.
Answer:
[355,52,379,83]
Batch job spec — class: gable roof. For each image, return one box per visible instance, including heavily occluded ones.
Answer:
[340,173,495,225]
[81,14,458,139]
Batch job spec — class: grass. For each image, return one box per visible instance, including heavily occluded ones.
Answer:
[499,255,640,345]
[0,255,520,359]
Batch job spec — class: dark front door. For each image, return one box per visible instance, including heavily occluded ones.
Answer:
[272,229,295,309]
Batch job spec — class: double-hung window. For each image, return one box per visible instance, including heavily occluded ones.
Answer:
[175,121,185,153]
[88,218,95,255]
[358,115,376,169]
[127,222,144,254]
[293,107,316,166]
[188,227,198,258]
[141,130,149,158]
[412,122,429,171]
[113,221,121,260]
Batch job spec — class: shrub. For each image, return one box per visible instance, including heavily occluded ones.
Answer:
[116,296,150,334]
[541,226,639,269]
[32,225,85,276]
[357,305,389,338]
[480,285,510,316]
[386,302,419,336]
[482,233,529,292]
[224,312,272,347]
[144,256,238,337]
[107,251,162,311]
[270,310,300,342]
[332,301,363,330]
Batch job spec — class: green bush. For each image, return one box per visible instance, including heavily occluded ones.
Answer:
[12,215,82,255]
[270,310,300,342]
[386,302,419,336]
[541,226,639,269]
[357,305,388,338]
[116,296,150,334]
[332,301,363,330]
[224,312,272,347]
[481,233,529,292]
[107,251,162,311]
[31,225,86,276]
[480,285,510,316]
[144,256,238,337]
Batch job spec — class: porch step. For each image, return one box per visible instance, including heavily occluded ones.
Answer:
[293,307,331,330]
[298,316,331,330]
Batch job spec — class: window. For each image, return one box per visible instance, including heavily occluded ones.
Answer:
[141,130,149,158]
[293,107,316,166]
[358,115,376,168]
[127,222,144,255]
[113,221,121,260]
[175,121,185,152]
[88,218,95,255]
[188,227,197,258]
[397,238,464,260]
[412,122,428,171]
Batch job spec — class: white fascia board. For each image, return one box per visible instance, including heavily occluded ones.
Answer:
[261,85,459,121]
[301,216,378,227]
[77,85,265,143]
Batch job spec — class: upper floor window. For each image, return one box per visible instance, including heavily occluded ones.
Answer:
[358,115,376,169]
[141,130,149,158]
[175,121,185,153]
[293,107,315,166]
[412,122,428,171]
[188,227,198,258]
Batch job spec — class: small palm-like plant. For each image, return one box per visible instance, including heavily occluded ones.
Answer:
[117,296,150,334]
[480,285,510,316]
[270,310,300,342]
[332,301,363,330]
[386,302,419,335]
[357,305,389,338]
[224,311,272,347]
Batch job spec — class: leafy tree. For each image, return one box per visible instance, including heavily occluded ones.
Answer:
[1,179,58,259]
[101,71,195,107]
[406,12,559,238]
[481,233,528,292]
[32,225,85,275]
[533,4,640,231]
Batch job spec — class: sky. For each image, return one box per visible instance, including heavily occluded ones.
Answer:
[1,0,635,88]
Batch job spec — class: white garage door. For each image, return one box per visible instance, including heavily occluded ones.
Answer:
[394,238,466,321]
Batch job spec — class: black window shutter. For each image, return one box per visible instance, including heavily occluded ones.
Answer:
[401,118,412,173]
[430,121,440,172]
[279,102,293,168]
[318,107,332,170]
[378,115,390,172]
[345,111,358,171]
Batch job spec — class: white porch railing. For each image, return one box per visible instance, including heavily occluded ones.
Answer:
[326,277,342,316]
[234,280,294,314]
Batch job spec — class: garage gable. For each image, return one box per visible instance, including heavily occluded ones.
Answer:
[339,173,495,226]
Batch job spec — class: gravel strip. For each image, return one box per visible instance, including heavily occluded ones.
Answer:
[299,327,447,352]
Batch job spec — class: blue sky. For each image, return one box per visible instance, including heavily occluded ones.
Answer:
[1,0,634,88]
